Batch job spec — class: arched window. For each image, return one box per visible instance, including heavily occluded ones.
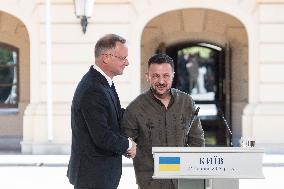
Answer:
[0,43,19,108]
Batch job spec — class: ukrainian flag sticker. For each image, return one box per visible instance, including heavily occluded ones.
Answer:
[159,157,180,171]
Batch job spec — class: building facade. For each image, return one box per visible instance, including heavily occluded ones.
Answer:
[0,0,283,154]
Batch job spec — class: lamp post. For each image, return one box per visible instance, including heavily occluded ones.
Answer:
[74,0,95,34]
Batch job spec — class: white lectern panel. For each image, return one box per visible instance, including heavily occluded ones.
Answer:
[152,147,264,179]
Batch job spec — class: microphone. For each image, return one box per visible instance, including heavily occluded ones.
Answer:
[217,108,233,147]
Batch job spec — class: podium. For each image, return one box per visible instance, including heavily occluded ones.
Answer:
[152,147,264,189]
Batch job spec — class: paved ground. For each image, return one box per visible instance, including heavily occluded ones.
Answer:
[0,154,283,189]
[0,155,137,189]
[239,154,284,188]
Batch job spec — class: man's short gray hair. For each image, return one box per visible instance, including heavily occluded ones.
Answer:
[94,34,126,58]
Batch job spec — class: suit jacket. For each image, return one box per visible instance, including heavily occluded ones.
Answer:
[67,66,129,188]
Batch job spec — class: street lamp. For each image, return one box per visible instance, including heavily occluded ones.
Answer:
[74,0,95,34]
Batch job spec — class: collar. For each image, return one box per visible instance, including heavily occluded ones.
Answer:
[148,88,175,108]
[93,65,112,87]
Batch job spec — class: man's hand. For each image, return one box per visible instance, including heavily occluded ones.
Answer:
[127,139,137,158]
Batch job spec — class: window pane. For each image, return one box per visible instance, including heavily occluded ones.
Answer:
[0,67,15,84]
[0,45,18,106]
[176,47,217,101]
[0,85,17,104]
[0,47,15,65]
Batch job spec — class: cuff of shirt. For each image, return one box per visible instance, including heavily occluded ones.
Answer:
[127,138,132,150]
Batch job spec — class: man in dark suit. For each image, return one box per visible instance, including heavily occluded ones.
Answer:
[67,34,136,189]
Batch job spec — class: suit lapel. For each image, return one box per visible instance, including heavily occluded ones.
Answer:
[89,66,120,121]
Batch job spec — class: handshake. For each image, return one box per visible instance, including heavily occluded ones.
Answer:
[126,138,137,159]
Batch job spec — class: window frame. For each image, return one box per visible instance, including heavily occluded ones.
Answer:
[0,42,19,108]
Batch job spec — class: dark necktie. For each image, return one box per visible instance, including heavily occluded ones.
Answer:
[111,83,122,121]
[111,83,118,102]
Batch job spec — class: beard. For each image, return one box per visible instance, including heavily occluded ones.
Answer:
[150,84,171,98]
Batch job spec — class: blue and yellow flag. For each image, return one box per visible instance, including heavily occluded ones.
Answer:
[159,157,180,171]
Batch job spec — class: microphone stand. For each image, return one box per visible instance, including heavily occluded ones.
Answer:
[186,107,200,146]
[218,108,233,147]
[188,107,200,133]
